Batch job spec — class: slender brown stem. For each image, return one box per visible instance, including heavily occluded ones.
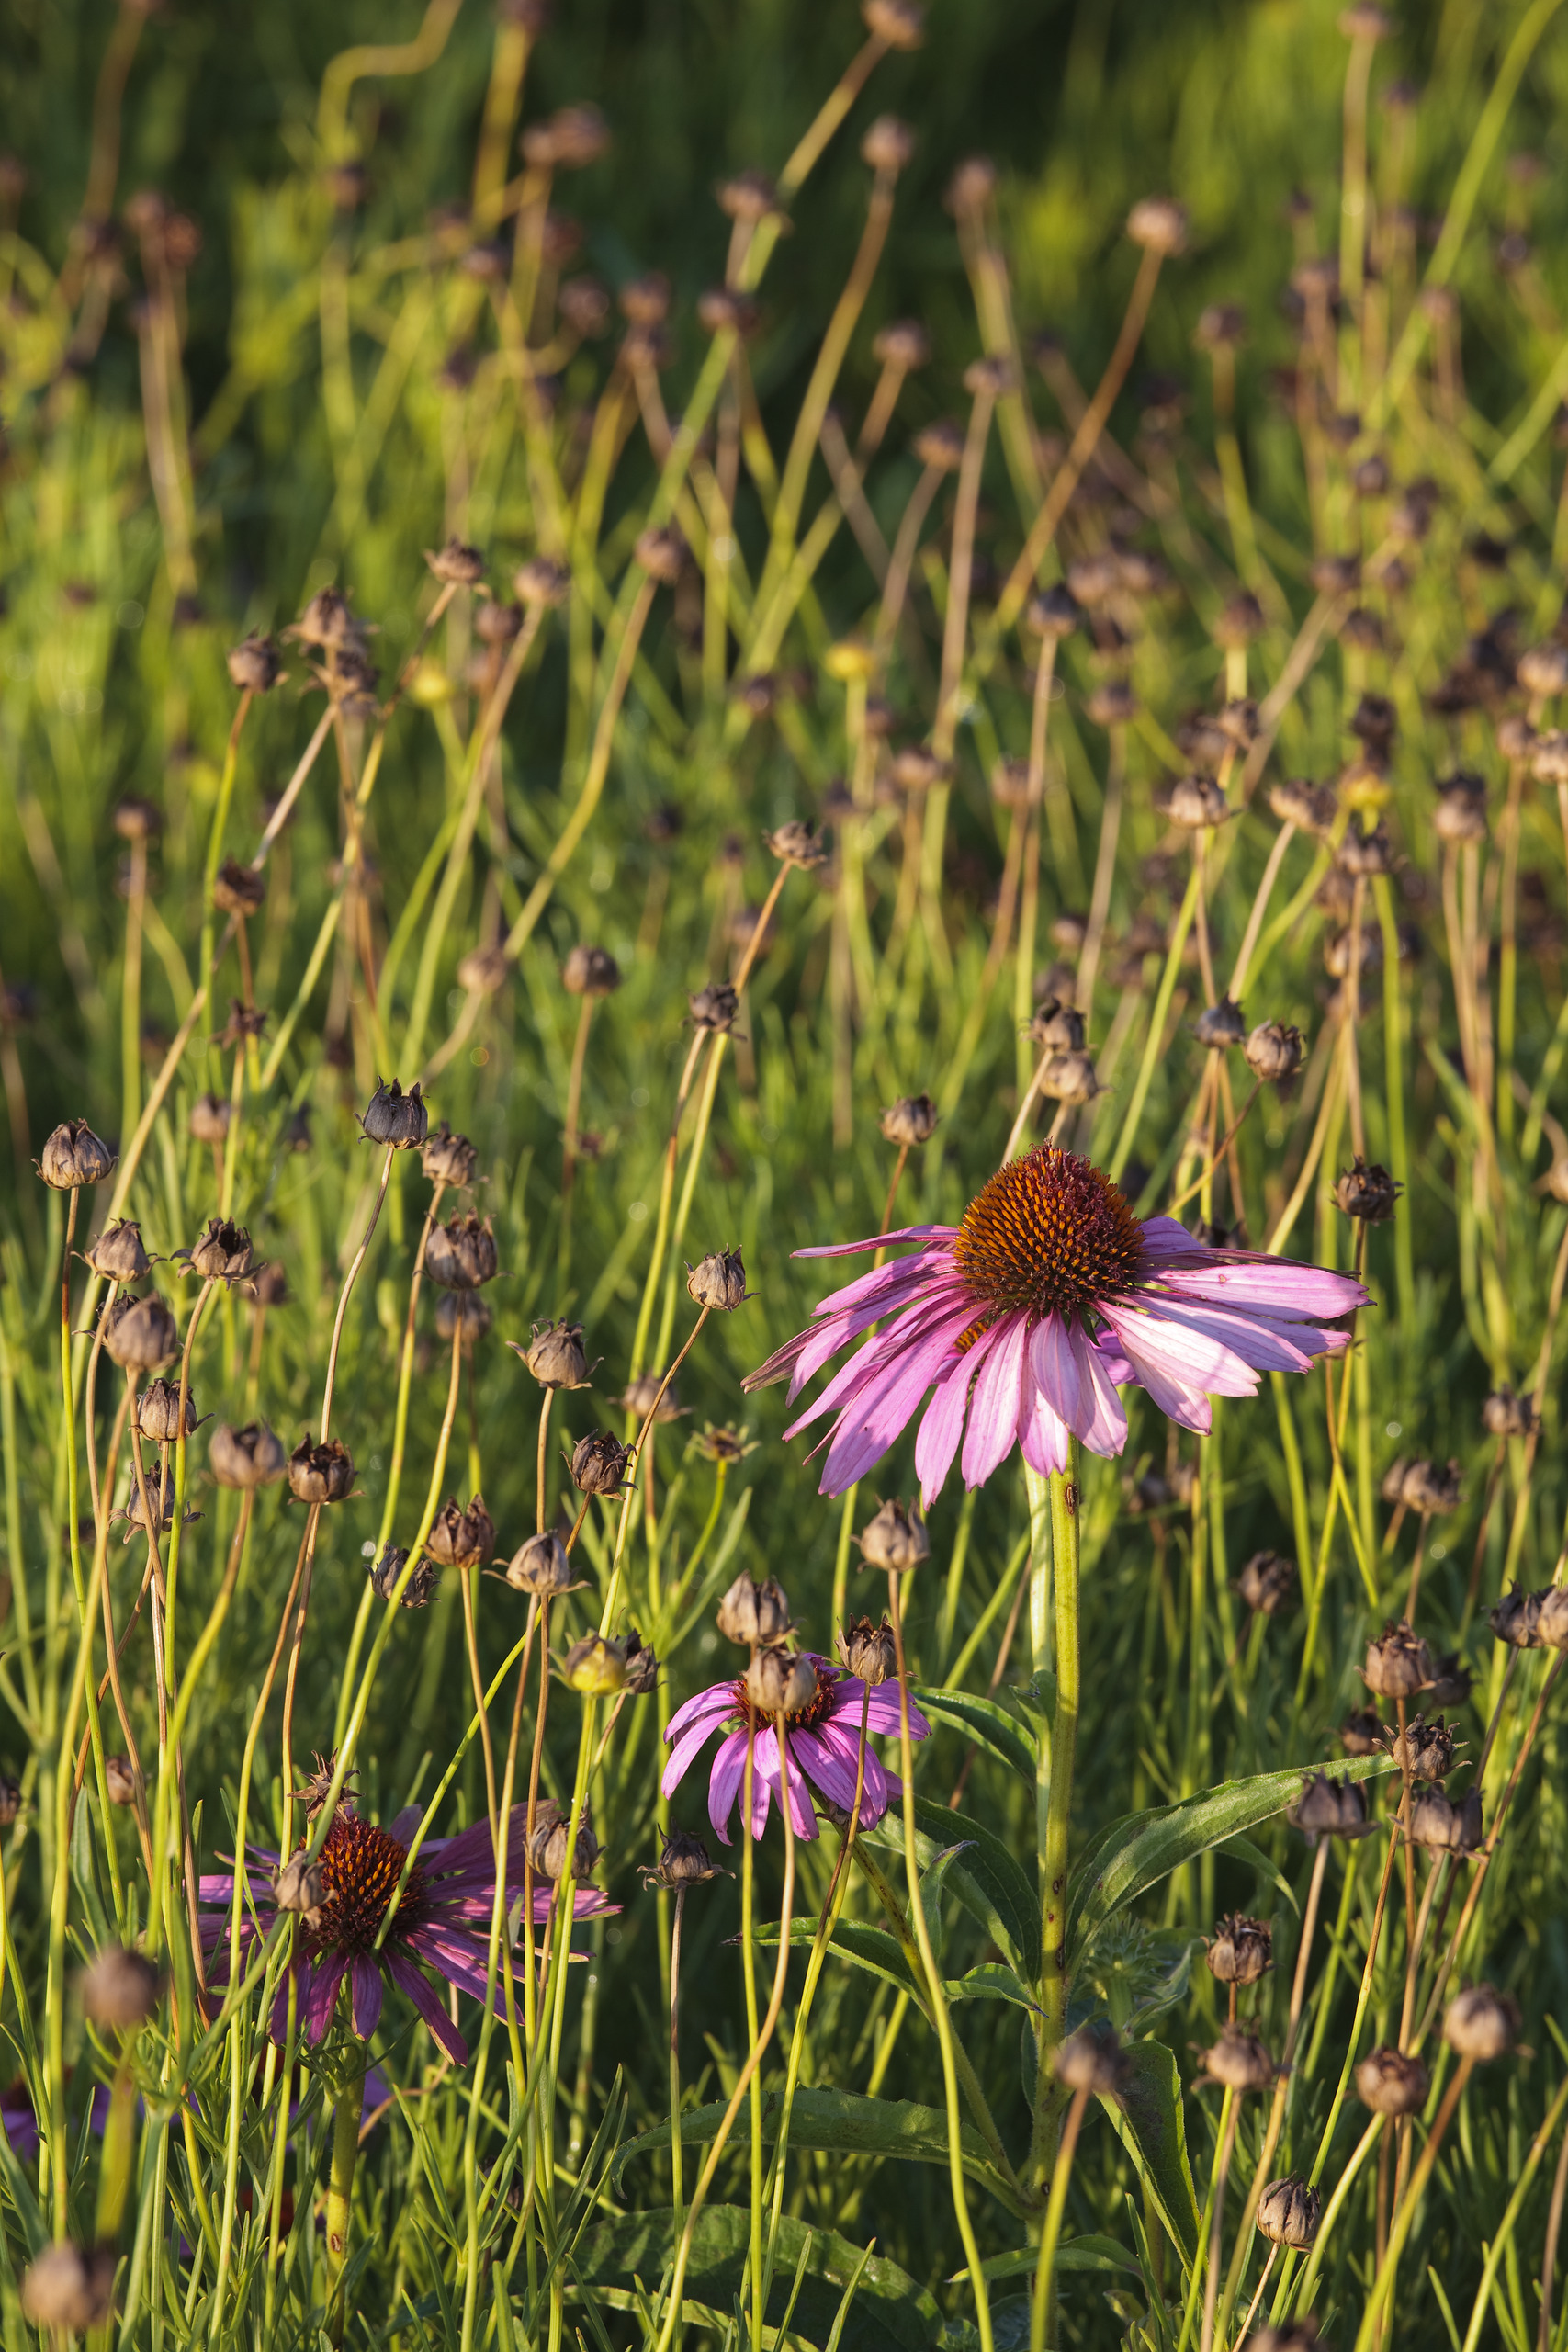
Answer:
[321,1143,395,1441]
[561,995,594,1201]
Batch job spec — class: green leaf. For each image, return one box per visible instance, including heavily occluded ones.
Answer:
[1066,1756,1395,1960]
[1100,2040,1200,2269]
[748,1922,1038,2012]
[955,2235,1142,2284]
[611,2087,1024,2214]
[946,1962,1042,2013]
[573,2204,943,2352]
[913,1685,1038,1785]
[868,1797,1042,1982]
[919,1839,973,1958]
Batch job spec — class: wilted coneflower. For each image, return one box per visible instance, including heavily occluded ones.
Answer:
[199,1797,615,2064]
[743,1145,1365,1498]
[661,1650,928,1844]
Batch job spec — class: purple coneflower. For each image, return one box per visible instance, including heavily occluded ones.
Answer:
[200,1801,615,2065]
[662,1655,928,1844]
[744,1145,1368,1500]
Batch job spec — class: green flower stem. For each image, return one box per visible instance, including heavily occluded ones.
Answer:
[323,2050,366,2348]
[1352,2058,1473,2352]
[1457,2063,1568,2352]
[887,1569,995,2352]
[1030,1459,1079,2179]
[1371,876,1415,1329]
[1107,866,1202,1183]
[1030,2084,1089,2352]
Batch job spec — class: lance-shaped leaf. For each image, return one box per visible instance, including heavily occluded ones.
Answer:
[1099,2039,1201,2269]
[913,1685,1038,1785]
[868,1797,1042,1982]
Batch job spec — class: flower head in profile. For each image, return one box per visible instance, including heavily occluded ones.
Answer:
[200,1799,615,2064]
[662,1654,928,1844]
[744,1145,1367,1500]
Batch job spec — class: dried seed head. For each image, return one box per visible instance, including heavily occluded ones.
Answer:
[716,1572,792,1648]
[521,104,610,171]
[1194,301,1247,352]
[697,286,760,336]
[105,1756,137,1805]
[227,634,283,693]
[912,418,965,473]
[1195,998,1247,1050]
[1126,196,1188,254]
[570,1431,631,1498]
[1269,776,1337,834]
[133,1378,197,1447]
[1428,1650,1474,1709]
[765,819,828,869]
[1489,1584,1544,1649]
[273,1854,323,1919]
[1334,1159,1399,1222]
[862,0,925,47]
[635,526,685,584]
[425,1213,498,1291]
[1535,1587,1568,1650]
[103,1294,178,1372]
[687,1249,748,1312]
[943,154,998,217]
[1310,552,1360,596]
[1029,999,1086,1054]
[1257,2177,1321,2250]
[640,1826,728,1889]
[1339,1707,1384,1757]
[504,1531,575,1598]
[1519,642,1568,697]
[209,1421,287,1489]
[528,1796,604,1882]
[1356,2044,1429,2114]
[1397,1457,1461,1515]
[1165,775,1230,829]
[1409,1784,1483,1855]
[287,1435,354,1506]
[113,797,162,842]
[189,1092,231,1146]
[1235,1551,1296,1616]
[422,1122,478,1190]
[515,1320,591,1390]
[1036,1049,1101,1104]
[1433,777,1488,842]
[371,1545,435,1606]
[1054,2024,1133,2095]
[456,944,510,996]
[862,114,916,174]
[360,1078,428,1149]
[857,1498,930,1576]
[716,167,779,223]
[1339,3,1393,36]
[38,1119,115,1189]
[85,1218,150,1283]
[1362,1620,1434,1699]
[79,1943,160,2030]
[1337,820,1393,876]
[880,1094,939,1148]
[0,1774,19,1826]
[562,943,622,996]
[873,319,930,370]
[1213,593,1266,650]
[1483,1385,1536,1440]
[689,982,739,1034]
[745,1644,819,1717]
[1083,681,1138,729]
[1289,1771,1374,1844]
[622,1628,660,1695]
[420,537,481,588]
[1201,2026,1276,2091]
[619,1373,684,1425]
[20,2243,118,2334]
[563,1634,627,1695]
[186,1216,254,1283]
[694,1425,751,1464]
[424,1496,496,1568]
[1444,1984,1519,2063]
[890,743,952,792]
[1025,583,1083,639]
[1243,1021,1305,1085]
[1382,1714,1456,1782]
[837,1614,897,1686]
[510,555,569,610]
[1205,1914,1272,1986]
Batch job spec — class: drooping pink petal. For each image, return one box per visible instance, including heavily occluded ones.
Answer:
[664,1679,739,1745]
[350,1956,384,2040]
[301,1954,347,2045]
[815,1302,982,1496]
[755,1730,818,1839]
[1100,1300,1263,1400]
[1150,1259,1368,1317]
[1131,1295,1327,1374]
[857,1683,931,1739]
[784,1288,977,1441]
[915,1332,991,1503]
[388,1805,423,1847]
[663,1713,725,1798]
[788,1724,859,1812]
[1019,1377,1071,1475]
[383,1946,468,2064]
[706,1727,751,1847]
[1066,1320,1129,1456]
[794,1225,957,1260]
[961,1310,1032,1488]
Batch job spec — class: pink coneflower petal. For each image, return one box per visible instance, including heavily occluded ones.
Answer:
[302,1955,348,2045]
[707,1726,751,1846]
[350,1956,383,2040]
[916,1342,983,1499]
[1019,1373,1072,1476]
[814,1305,982,1493]
[663,1713,728,1798]
[795,1225,958,1261]
[1152,1259,1366,1316]
[756,1734,818,1840]
[784,1288,976,1440]
[384,1947,468,2065]
[1030,1314,1129,1458]
[665,1680,739,1745]
[962,1311,1032,1487]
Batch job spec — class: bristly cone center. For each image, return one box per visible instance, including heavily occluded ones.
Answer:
[952,1146,1145,1325]
[307,1808,427,1954]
